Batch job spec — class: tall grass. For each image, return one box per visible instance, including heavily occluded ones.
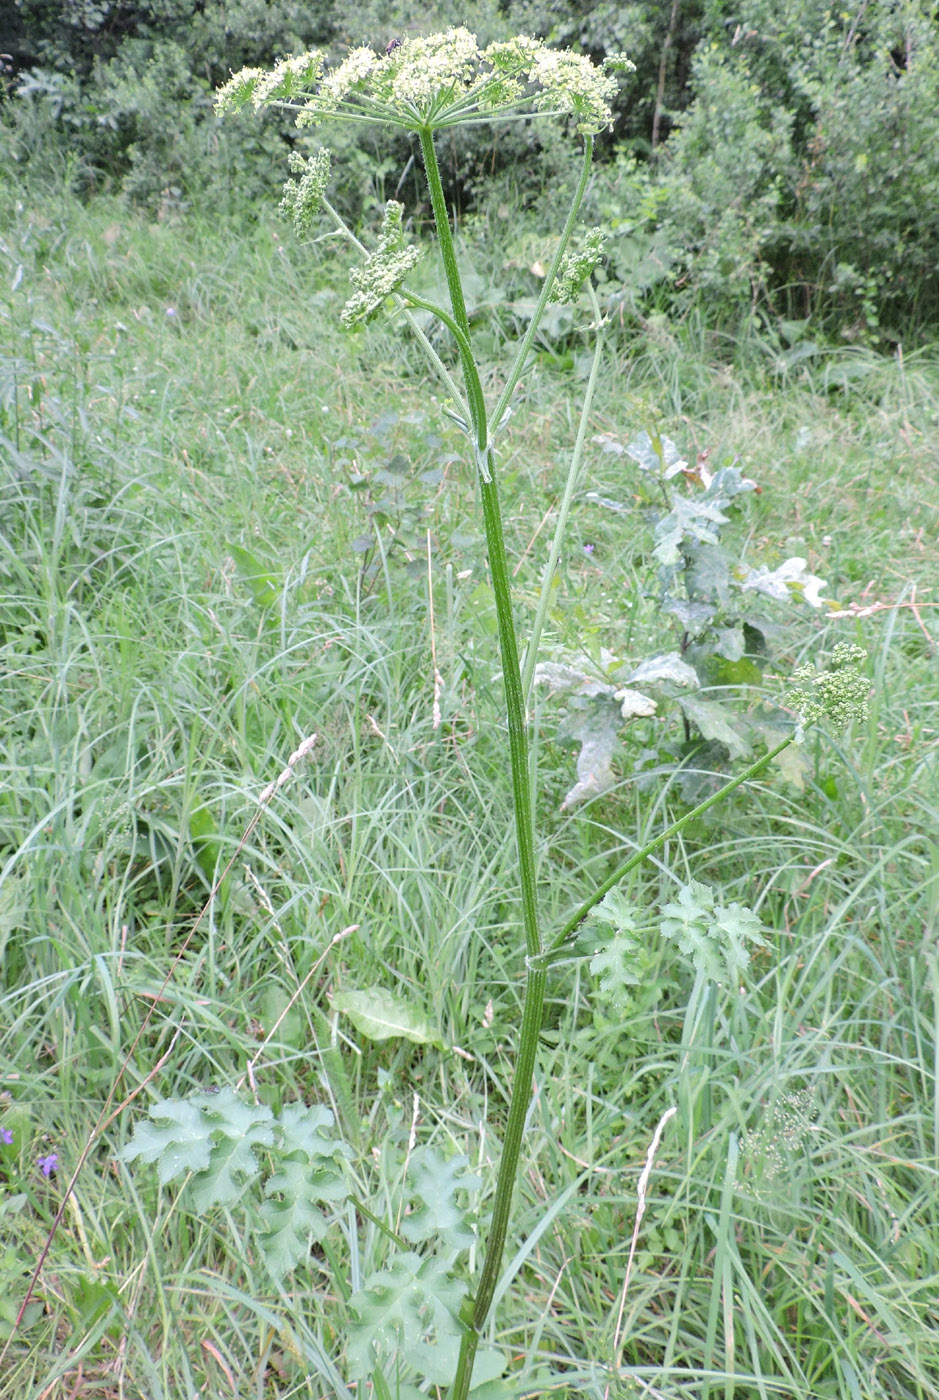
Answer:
[1,180,938,1398]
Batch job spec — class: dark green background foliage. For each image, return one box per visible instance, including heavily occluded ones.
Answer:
[3,0,939,333]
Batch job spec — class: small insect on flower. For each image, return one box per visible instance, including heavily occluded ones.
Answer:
[385,38,402,55]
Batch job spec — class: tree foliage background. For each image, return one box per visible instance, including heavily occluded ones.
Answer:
[3,0,938,334]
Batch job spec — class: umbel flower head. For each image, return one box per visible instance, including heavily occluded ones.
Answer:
[217,28,632,136]
[785,642,870,738]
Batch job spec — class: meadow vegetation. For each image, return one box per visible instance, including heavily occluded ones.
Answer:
[2,15,939,1400]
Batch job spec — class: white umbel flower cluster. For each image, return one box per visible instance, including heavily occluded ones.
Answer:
[216,28,632,137]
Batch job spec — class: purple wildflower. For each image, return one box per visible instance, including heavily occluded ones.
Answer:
[582,543,595,555]
[0,1127,13,1145]
[38,1152,58,1177]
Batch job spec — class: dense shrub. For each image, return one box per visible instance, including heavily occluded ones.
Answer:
[3,0,939,333]
[642,0,939,333]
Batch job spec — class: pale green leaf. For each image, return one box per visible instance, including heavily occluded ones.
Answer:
[260,1158,341,1274]
[628,652,700,690]
[347,1253,466,1385]
[333,988,438,1045]
[120,1099,214,1184]
[556,698,621,809]
[660,880,764,985]
[399,1147,480,1248]
[737,556,828,608]
[625,430,686,477]
[586,891,646,1009]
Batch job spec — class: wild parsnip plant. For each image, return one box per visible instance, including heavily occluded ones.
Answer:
[123,31,872,1399]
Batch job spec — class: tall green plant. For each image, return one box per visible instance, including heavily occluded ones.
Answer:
[102,32,868,1400]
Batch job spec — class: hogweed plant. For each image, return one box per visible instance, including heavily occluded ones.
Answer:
[84,31,868,1400]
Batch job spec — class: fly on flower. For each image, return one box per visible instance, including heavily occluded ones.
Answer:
[385,37,402,55]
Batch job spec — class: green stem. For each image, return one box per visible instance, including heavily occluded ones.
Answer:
[547,736,794,955]
[417,126,547,1400]
[418,127,472,338]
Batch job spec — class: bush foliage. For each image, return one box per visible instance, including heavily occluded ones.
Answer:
[3,1,938,328]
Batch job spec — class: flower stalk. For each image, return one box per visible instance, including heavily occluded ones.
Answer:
[214,31,636,1398]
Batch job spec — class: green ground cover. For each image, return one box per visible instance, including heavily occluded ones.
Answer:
[1,179,938,1399]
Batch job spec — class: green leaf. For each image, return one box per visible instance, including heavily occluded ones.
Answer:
[628,652,700,691]
[332,987,439,1046]
[260,1103,352,1275]
[347,1253,466,1385]
[120,1098,216,1184]
[625,430,686,477]
[260,1158,341,1275]
[678,695,751,760]
[190,1089,274,1209]
[737,556,828,609]
[586,890,647,1009]
[660,880,765,985]
[188,800,222,885]
[399,1147,480,1249]
[227,541,280,608]
[652,493,729,565]
[555,697,622,809]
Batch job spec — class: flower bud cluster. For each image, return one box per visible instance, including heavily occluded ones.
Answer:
[279,148,332,237]
[550,226,606,302]
[341,202,422,326]
[785,642,870,735]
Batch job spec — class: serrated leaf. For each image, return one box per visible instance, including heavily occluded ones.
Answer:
[589,887,643,931]
[259,1158,339,1274]
[399,1147,480,1248]
[203,1088,274,1139]
[257,1104,351,1276]
[333,988,438,1046]
[678,695,751,760]
[120,1099,215,1184]
[590,932,643,1008]
[347,1252,466,1385]
[660,880,764,985]
[586,891,646,1009]
[277,1101,342,1157]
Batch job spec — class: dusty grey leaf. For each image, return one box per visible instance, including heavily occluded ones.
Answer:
[628,653,700,690]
